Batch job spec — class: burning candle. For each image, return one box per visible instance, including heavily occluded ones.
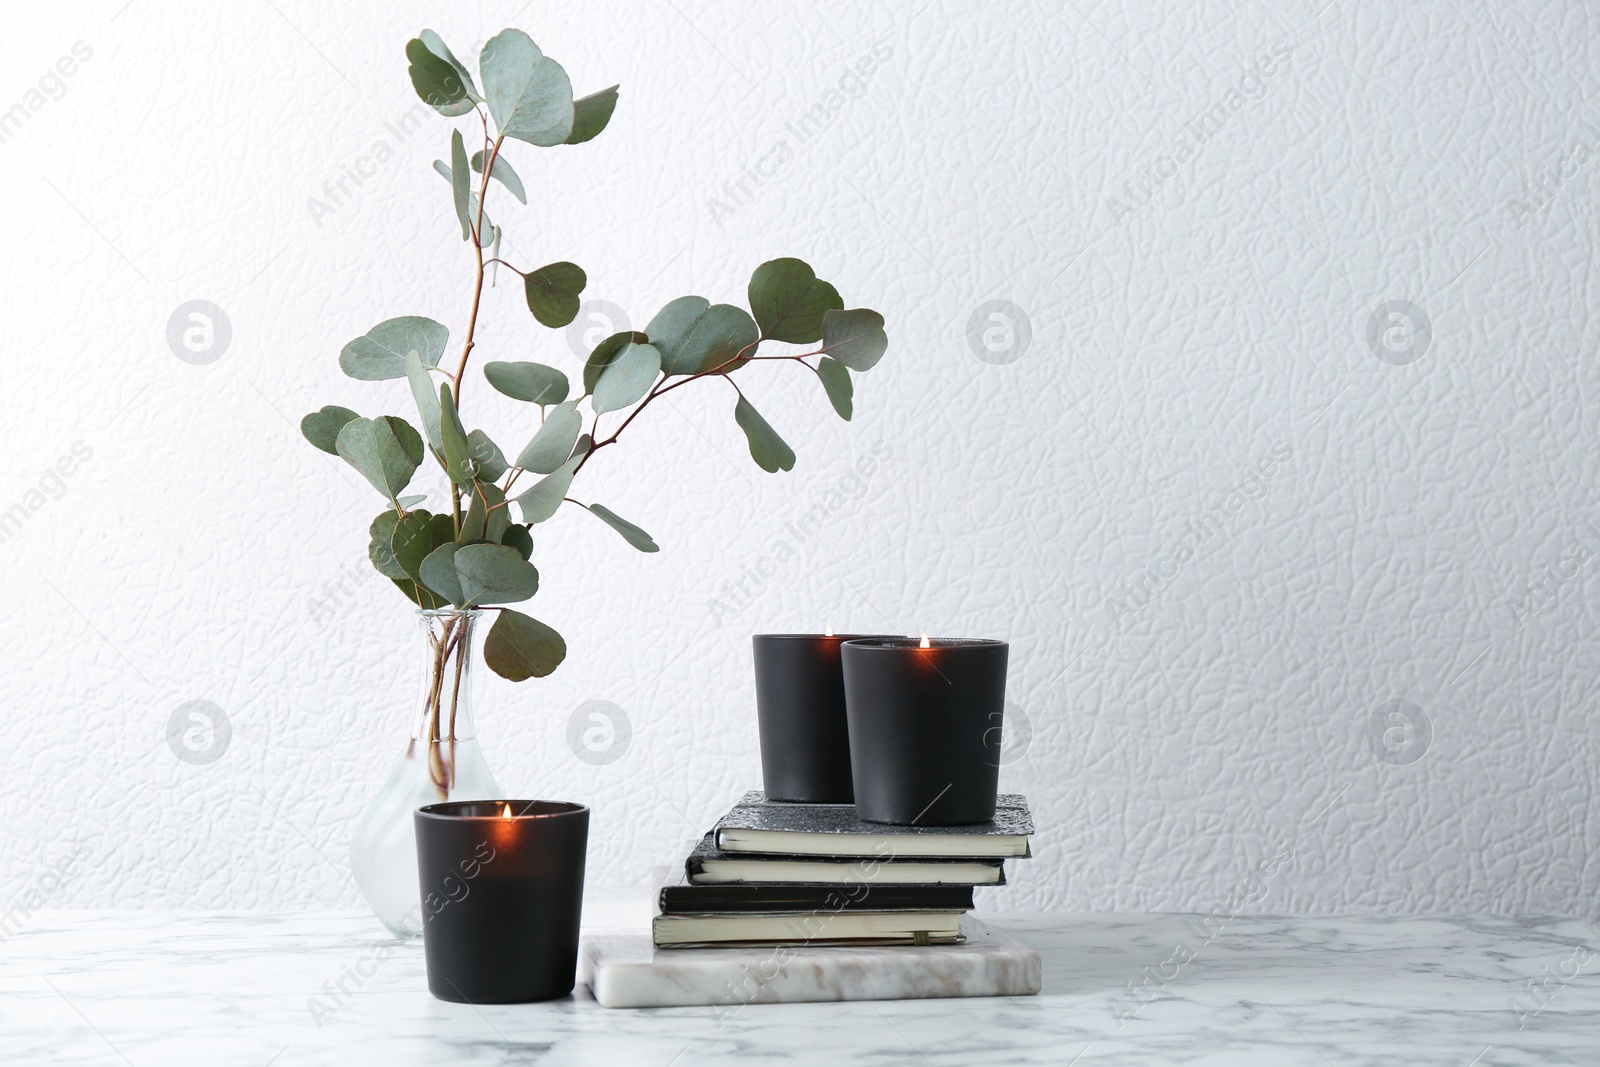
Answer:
[841,637,1009,825]
[752,631,899,803]
[413,800,589,1003]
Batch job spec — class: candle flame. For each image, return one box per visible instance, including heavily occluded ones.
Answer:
[502,803,513,821]
[824,624,833,637]
[920,633,931,649]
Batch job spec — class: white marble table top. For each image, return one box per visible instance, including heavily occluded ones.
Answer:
[3,910,1597,1065]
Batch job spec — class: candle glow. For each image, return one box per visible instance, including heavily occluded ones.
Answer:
[824,624,833,637]
[920,633,931,649]
[502,803,513,820]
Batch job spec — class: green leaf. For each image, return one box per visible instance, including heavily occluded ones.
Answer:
[470,150,526,204]
[748,258,842,344]
[459,482,510,544]
[479,29,575,146]
[516,400,582,474]
[591,342,660,414]
[566,85,619,144]
[335,416,424,501]
[733,396,796,473]
[431,160,493,239]
[467,429,508,482]
[438,384,475,485]
[645,297,759,376]
[455,543,539,606]
[405,353,443,452]
[421,541,538,608]
[587,503,659,552]
[569,433,593,463]
[583,331,648,394]
[418,542,465,606]
[484,361,568,405]
[301,405,359,455]
[481,482,512,544]
[450,129,472,241]
[500,523,533,560]
[339,317,450,381]
[391,510,456,609]
[822,308,888,371]
[524,262,587,328]
[368,510,407,579]
[514,453,580,524]
[484,609,567,681]
[461,489,486,543]
[817,356,852,420]
[406,36,476,117]
[420,30,481,102]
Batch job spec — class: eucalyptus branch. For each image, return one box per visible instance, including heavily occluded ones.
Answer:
[300,26,887,689]
[574,338,764,474]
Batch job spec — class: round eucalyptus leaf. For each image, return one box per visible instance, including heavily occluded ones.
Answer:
[500,523,534,560]
[454,543,539,606]
[419,542,465,606]
[566,85,619,145]
[583,331,647,394]
[484,609,567,681]
[406,36,476,117]
[524,262,587,328]
[733,396,796,473]
[480,29,575,146]
[419,30,481,102]
[467,429,508,482]
[301,405,359,455]
[821,308,888,371]
[646,297,759,376]
[484,361,568,404]
[748,258,842,344]
[339,316,449,381]
[335,417,423,500]
[514,453,581,524]
[390,510,455,609]
[368,510,407,579]
[591,342,660,414]
[516,400,582,474]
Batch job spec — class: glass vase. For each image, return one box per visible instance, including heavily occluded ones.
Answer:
[351,608,501,938]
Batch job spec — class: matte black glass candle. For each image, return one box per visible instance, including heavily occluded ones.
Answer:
[753,634,899,803]
[413,800,588,1003]
[841,638,1009,825]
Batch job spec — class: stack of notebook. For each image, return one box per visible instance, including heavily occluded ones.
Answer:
[653,791,1034,948]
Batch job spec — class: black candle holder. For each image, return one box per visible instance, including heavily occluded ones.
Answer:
[413,800,588,1003]
[753,633,899,803]
[841,638,1009,825]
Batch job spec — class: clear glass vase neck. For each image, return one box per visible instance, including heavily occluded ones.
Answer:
[411,608,483,744]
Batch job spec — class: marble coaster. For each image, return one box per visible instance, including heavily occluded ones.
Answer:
[581,916,1041,1009]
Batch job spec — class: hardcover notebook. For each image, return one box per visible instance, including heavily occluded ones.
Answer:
[653,911,965,948]
[659,873,976,914]
[713,791,1033,858]
[686,834,1006,885]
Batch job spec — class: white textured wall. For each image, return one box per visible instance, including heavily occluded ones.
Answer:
[2,0,1596,920]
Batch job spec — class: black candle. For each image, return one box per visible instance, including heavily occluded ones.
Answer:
[753,633,899,803]
[413,800,588,1003]
[841,637,1009,825]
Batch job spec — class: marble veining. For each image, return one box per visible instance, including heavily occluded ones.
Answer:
[2,911,1597,1065]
